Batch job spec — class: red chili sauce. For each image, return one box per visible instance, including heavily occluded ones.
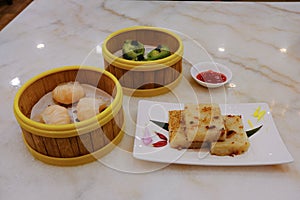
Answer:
[196,70,227,84]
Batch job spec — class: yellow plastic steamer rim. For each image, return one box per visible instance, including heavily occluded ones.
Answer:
[102,26,184,71]
[13,66,123,138]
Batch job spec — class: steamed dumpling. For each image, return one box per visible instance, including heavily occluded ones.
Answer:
[41,105,70,125]
[52,82,85,104]
[76,97,107,122]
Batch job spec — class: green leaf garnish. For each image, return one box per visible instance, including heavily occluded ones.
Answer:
[246,125,263,137]
[150,120,169,131]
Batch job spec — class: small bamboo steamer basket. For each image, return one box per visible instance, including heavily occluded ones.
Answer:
[13,66,124,166]
[102,26,183,97]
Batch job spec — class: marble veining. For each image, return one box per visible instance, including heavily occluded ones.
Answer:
[1,0,300,199]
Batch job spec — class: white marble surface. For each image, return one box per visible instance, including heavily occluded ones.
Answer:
[1,0,300,199]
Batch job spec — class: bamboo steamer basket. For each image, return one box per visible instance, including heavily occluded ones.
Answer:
[102,26,183,97]
[13,66,124,166]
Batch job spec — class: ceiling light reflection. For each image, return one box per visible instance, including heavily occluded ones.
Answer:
[279,48,287,53]
[228,83,236,88]
[218,47,225,52]
[36,43,45,49]
[10,77,21,87]
[96,44,102,54]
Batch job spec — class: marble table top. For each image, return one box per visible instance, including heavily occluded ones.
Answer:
[1,0,300,199]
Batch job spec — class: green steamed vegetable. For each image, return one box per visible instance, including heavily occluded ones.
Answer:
[146,45,171,60]
[122,40,145,61]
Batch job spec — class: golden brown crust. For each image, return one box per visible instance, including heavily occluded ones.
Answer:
[168,106,250,156]
[168,109,212,150]
[184,104,226,142]
[169,110,190,149]
[210,115,250,156]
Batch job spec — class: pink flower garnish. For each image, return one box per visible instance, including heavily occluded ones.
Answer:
[142,127,153,145]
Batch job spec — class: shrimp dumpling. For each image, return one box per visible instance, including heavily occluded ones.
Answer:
[52,82,85,104]
[76,97,107,122]
[41,105,70,125]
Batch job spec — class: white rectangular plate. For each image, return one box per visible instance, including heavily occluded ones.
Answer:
[133,100,293,166]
